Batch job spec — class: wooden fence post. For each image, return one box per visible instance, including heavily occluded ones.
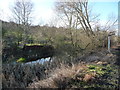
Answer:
[108,36,111,53]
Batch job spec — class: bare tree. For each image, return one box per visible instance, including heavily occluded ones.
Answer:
[55,2,77,47]
[12,0,33,25]
[97,14,118,48]
[12,0,34,44]
[102,14,117,31]
[55,0,100,50]
[55,0,98,37]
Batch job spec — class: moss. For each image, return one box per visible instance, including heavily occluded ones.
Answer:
[86,64,112,76]
[16,57,26,62]
[25,43,44,46]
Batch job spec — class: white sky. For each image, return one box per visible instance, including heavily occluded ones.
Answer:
[31,0,56,25]
[0,0,56,25]
[0,0,13,21]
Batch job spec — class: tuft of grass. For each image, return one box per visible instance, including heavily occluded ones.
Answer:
[28,63,88,88]
[2,62,50,88]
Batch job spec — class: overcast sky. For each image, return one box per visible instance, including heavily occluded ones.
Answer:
[0,0,118,27]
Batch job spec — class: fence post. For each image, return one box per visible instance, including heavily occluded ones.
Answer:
[108,36,111,53]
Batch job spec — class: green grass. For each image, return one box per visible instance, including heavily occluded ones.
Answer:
[25,43,45,46]
[16,57,26,62]
[87,64,112,76]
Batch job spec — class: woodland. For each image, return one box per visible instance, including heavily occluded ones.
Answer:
[1,0,120,89]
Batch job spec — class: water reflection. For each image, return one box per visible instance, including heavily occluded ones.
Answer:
[25,57,51,65]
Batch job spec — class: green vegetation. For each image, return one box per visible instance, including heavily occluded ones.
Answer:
[1,0,118,89]
[25,43,44,46]
[2,21,118,89]
[16,57,26,62]
[87,64,111,76]
[2,20,118,63]
[70,64,118,88]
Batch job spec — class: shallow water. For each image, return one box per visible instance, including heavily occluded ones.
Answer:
[11,57,52,65]
[25,57,51,65]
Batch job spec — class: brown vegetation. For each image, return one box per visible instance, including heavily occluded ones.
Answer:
[27,63,88,88]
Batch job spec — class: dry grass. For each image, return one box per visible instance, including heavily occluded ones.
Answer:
[28,63,88,88]
[2,63,52,88]
[2,50,118,88]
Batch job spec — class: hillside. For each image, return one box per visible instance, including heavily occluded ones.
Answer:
[1,20,120,89]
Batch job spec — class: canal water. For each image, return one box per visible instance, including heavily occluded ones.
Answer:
[25,57,51,65]
[11,57,52,65]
